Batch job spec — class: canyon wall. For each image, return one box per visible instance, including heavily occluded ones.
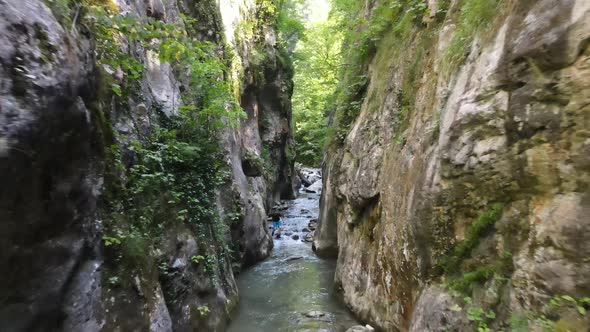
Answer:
[316,0,590,330]
[0,0,293,330]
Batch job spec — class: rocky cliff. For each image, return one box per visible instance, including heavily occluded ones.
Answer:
[0,0,294,330]
[316,0,590,330]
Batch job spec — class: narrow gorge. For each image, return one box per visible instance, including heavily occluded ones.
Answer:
[0,0,589,331]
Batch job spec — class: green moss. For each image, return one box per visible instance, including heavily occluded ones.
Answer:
[447,251,512,294]
[261,146,276,178]
[449,264,496,293]
[244,150,265,172]
[44,0,72,25]
[444,202,505,273]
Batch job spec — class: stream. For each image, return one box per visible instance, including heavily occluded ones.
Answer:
[228,174,359,332]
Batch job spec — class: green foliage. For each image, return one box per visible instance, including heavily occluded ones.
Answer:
[244,150,265,174]
[104,125,231,270]
[292,19,342,166]
[45,0,73,24]
[507,296,590,331]
[548,296,590,317]
[321,0,431,150]
[260,147,273,176]
[196,305,210,316]
[85,9,245,128]
[444,0,503,70]
[451,297,496,332]
[509,313,530,332]
[191,255,206,264]
[77,2,245,283]
[448,265,496,294]
[466,304,496,332]
[277,0,306,47]
[447,251,512,294]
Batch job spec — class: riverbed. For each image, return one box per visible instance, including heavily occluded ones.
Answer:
[228,179,358,332]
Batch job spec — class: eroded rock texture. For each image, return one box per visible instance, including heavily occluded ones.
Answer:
[316,0,590,330]
[0,1,102,330]
[0,0,294,330]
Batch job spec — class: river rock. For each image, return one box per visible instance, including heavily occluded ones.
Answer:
[304,311,325,318]
[297,167,322,187]
[291,234,300,240]
[302,228,310,232]
[346,325,375,332]
[285,256,303,262]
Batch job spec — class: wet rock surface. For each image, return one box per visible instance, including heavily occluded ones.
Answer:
[297,166,322,188]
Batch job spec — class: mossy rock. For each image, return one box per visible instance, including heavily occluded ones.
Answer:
[241,151,264,177]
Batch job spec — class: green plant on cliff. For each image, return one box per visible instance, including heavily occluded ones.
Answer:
[196,305,210,317]
[74,3,247,283]
[86,10,246,128]
[447,251,512,294]
[452,295,590,332]
[321,0,430,148]
[443,202,505,274]
[443,0,503,71]
[102,124,231,273]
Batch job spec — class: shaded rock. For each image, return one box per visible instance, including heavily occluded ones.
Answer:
[285,256,303,262]
[241,152,263,177]
[409,287,467,332]
[291,234,300,240]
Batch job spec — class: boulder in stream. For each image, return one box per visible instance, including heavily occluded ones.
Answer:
[304,311,325,318]
[346,325,375,332]
[285,256,303,262]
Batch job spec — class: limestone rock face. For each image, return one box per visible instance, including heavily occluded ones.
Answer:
[316,0,590,330]
[0,0,293,330]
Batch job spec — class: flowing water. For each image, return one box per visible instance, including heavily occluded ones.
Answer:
[228,178,358,332]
